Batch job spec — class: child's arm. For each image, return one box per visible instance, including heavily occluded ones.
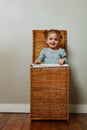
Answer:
[34,48,45,64]
[58,49,68,65]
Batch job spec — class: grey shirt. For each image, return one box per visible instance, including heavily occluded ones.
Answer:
[37,48,68,64]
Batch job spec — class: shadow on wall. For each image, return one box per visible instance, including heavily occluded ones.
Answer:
[70,70,80,104]
[68,46,83,112]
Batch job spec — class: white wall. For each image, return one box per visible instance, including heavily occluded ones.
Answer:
[0,0,87,112]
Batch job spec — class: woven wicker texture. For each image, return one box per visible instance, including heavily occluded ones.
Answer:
[30,67,69,120]
[30,30,69,120]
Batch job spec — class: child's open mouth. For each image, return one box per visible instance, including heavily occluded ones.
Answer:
[51,43,55,46]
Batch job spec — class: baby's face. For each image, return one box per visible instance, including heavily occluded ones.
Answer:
[46,33,60,50]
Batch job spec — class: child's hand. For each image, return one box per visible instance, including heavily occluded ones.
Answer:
[58,59,65,65]
[34,60,41,64]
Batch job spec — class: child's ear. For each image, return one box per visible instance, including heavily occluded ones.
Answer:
[58,38,61,43]
[46,40,48,44]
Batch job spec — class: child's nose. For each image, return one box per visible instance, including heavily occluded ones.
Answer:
[52,39,55,42]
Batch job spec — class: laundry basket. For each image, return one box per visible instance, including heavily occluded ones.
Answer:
[30,30,70,120]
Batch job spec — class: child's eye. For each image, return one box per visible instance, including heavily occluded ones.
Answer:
[55,38,58,41]
[49,38,52,40]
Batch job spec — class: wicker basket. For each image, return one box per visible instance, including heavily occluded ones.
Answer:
[30,30,70,120]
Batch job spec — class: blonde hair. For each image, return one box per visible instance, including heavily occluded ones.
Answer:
[44,29,62,40]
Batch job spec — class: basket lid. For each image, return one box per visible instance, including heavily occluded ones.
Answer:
[32,30,67,62]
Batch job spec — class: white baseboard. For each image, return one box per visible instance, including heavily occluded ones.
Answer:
[0,104,87,113]
[0,104,30,113]
[70,104,87,113]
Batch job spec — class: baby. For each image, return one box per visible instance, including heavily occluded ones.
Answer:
[34,29,68,65]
